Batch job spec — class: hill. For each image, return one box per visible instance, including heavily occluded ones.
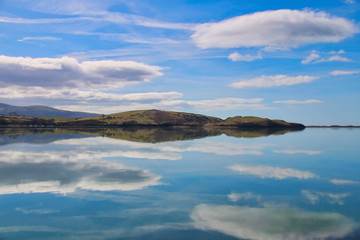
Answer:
[63,109,304,129]
[66,109,223,127]
[0,103,100,118]
[0,109,305,129]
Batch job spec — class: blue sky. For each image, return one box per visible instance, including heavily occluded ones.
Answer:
[0,0,359,125]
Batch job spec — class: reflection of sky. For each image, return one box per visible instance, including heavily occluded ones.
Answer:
[191,204,358,240]
[0,129,359,239]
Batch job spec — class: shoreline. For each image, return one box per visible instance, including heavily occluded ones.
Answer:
[306,126,360,128]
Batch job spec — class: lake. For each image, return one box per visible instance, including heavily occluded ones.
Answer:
[0,127,359,240]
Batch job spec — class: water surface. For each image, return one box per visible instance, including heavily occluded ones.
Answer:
[0,128,359,239]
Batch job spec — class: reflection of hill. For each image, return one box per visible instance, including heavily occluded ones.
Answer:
[0,127,304,144]
[74,127,222,143]
[221,128,302,138]
[0,128,92,146]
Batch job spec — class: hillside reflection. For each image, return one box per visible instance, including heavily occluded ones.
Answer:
[0,127,302,144]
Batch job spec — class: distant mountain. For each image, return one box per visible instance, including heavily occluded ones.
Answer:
[0,103,100,118]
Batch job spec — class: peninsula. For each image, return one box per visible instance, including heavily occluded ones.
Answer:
[0,109,305,129]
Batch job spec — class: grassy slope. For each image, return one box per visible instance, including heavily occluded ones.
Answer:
[65,109,223,126]
[0,109,304,129]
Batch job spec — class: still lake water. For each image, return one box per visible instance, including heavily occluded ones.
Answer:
[0,127,359,240]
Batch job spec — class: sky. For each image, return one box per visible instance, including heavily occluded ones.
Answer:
[0,0,359,125]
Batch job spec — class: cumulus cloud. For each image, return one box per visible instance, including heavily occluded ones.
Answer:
[330,179,360,185]
[330,70,360,76]
[302,50,352,64]
[228,51,262,62]
[192,10,358,49]
[230,75,318,89]
[229,164,317,180]
[191,204,358,240]
[0,55,163,89]
[273,99,323,104]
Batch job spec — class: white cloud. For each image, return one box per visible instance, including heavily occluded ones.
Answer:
[328,55,352,62]
[229,164,317,180]
[302,50,352,64]
[192,10,358,49]
[301,190,350,205]
[330,70,360,76]
[0,86,182,102]
[273,99,323,104]
[274,149,322,155]
[228,51,262,62]
[0,55,163,89]
[191,204,358,240]
[230,75,318,89]
[330,179,360,185]
[17,36,62,42]
[343,0,355,4]
[301,50,321,64]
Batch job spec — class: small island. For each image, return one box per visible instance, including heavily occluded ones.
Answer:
[0,109,305,129]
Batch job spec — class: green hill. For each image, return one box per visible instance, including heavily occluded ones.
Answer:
[0,109,305,129]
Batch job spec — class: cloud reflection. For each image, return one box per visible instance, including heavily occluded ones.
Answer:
[229,164,317,180]
[301,190,350,205]
[228,192,262,202]
[53,137,269,161]
[0,160,161,194]
[330,179,360,185]
[274,149,322,155]
[191,204,358,240]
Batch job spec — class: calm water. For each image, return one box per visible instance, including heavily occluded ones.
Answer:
[0,128,359,240]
